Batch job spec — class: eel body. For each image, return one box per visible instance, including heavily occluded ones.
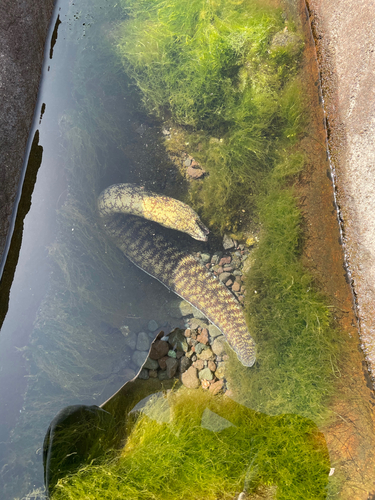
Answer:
[98,183,256,367]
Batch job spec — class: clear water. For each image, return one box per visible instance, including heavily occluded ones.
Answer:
[0,0,374,499]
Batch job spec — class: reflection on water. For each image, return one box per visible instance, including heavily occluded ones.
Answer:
[1,0,374,498]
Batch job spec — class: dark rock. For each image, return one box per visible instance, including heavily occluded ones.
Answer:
[138,368,149,380]
[166,358,179,378]
[158,356,168,370]
[180,356,191,373]
[149,340,169,360]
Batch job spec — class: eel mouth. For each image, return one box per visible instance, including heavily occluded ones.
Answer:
[196,219,210,242]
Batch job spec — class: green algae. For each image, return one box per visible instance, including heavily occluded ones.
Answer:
[51,389,330,500]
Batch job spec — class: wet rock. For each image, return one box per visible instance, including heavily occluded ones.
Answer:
[215,363,226,379]
[168,350,177,358]
[192,307,207,320]
[226,279,234,287]
[158,370,169,381]
[149,369,158,378]
[219,272,232,283]
[193,359,205,370]
[184,158,192,167]
[123,368,137,380]
[209,379,224,395]
[212,337,227,356]
[143,357,159,370]
[232,281,241,292]
[219,256,232,266]
[181,366,200,389]
[166,357,179,378]
[138,368,149,380]
[223,234,235,250]
[189,318,208,330]
[121,328,137,350]
[208,325,222,339]
[132,350,148,368]
[158,356,168,370]
[197,347,214,361]
[208,360,217,372]
[195,343,208,355]
[184,328,191,338]
[148,320,159,332]
[187,166,206,179]
[149,340,169,360]
[199,367,213,381]
[271,30,303,54]
[180,356,191,373]
[168,329,188,352]
[196,329,209,345]
[136,331,150,351]
[201,253,211,264]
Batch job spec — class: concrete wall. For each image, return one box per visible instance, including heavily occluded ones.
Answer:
[306,0,375,380]
[0,0,55,262]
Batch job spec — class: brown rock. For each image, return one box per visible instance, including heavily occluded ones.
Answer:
[232,281,241,292]
[197,347,214,361]
[193,359,205,370]
[149,369,158,378]
[212,337,227,356]
[184,329,191,338]
[208,360,217,372]
[219,256,232,266]
[209,379,224,395]
[187,166,206,179]
[149,340,169,360]
[158,355,168,370]
[197,330,209,345]
[181,366,200,389]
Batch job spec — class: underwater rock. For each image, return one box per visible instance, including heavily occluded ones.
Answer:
[196,329,209,345]
[166,357,179,378]
[168,329,188,352]
[148,320,159,332]
[180,356,191,374]
[193,359,204,370]
[197,347,214,361]
[121,327,137,350]
[149,339,169,360]
[219,272,232,283]
[138,368,149,380]
[271,29,303,54]
[181,366,200,389]
[158,356,168,370]
[143,357,159,370]
[200,253,211,264]
[136,331,150,351]
[212,337,227,357]
[132,350,148,368]
[219,255,232,266]
[208,360,216,372]
[209,379,224,395]
[208,324,222,339]
[187,165,206,179]
[199,367,213,381]
[232,281,241,292]
[223,234,235,250]
[195,342,208,355]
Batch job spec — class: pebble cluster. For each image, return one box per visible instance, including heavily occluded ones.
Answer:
[119,235,255,393]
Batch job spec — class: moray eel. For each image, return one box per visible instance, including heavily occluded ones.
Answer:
[98,183,256,367]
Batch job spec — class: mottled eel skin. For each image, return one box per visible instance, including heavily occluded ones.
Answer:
[98,183,256,367]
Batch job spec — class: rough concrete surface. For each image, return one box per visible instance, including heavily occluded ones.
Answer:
[0,0,55,262]
[306,0,375,379]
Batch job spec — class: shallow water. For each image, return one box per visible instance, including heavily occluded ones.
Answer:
[0,0,374,498]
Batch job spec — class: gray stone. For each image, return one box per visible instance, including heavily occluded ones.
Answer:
[136,331,150,351]
[189,317,208,330]
[201,253,211,264]
[192,307,207,320]
[195,343,208,355]
[198,367,214,380]
[208,324,222,339]
[143,357,159,370]
[132,350,148,368]
[148,320,159,332]
[219,272,232,283]
[166,357,179,378]
[180,356,191,373]
[158,370,169,381]
[184,158,192,167]
[138,368,149,380]
[168,329,188,352]
[212,337,227,356]
[223,234,235,250]
[121,328,137,350]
